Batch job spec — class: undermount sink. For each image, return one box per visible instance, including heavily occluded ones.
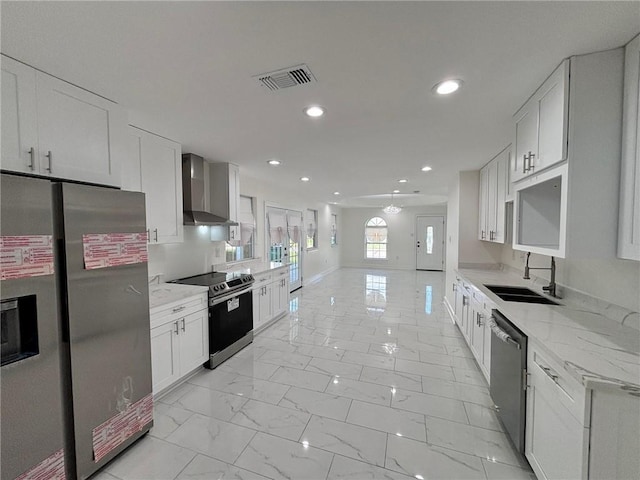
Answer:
[483,285,559,305]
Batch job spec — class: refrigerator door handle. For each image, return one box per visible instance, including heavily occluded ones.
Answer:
[126,285,143,296]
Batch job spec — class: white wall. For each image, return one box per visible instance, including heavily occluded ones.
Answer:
[340,205,447,271]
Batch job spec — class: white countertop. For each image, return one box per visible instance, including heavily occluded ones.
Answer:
[458,268,640,392]
[222,261,288,276]
[148,283,209,312]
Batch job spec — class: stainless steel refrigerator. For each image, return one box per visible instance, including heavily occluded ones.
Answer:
[1,173,153,480]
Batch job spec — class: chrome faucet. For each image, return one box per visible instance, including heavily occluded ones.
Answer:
[523,252,557,298]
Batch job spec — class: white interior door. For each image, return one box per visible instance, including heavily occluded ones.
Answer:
[266,206,303,291]
[416,215,445,271]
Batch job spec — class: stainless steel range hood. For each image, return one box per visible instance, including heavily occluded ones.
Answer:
[182,153,238,226]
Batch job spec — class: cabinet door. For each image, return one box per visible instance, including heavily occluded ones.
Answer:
[512,102,538,183]
[150,321,180,395]
[252,288,263,330]
[493,149,508,243]
[469,307,484,364]
[178,309,208,375]
[619,34,640,261]
[35,72,126,187]
[1,56,39,174]
[535,60,569,173]
[525,358,587,480]
[279,276,290,315]
[478,166,489,241]
[260,284,273,325]
[487,160,498,241]
[122,128,143,192]
[139,130,183,244]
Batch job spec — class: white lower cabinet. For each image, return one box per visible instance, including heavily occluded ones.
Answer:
[525,343,589,480]
[252,267,290,333]
[150,293,208,396]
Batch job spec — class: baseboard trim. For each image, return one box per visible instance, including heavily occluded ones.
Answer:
[304,265,339,285]
[443,296,456,324]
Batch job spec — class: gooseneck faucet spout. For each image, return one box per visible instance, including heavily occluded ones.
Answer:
[523,253,557,298]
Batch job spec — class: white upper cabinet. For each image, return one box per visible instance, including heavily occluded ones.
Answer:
[1,55,126,187]
[1,56,39,173]
[619,34,640,261]
[512,60,569,183]
[127,127,183,244]
[513,49,624,258]
[478,145,509,244]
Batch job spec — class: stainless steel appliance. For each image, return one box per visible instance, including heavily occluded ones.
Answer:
[488,310,528,454]
[1,173,153,480]
[170,271,254,368]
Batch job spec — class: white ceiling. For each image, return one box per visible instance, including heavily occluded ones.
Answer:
[2,1,638,207]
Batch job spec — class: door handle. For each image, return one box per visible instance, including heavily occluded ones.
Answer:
[45,151,53,172]
[27,147,35,170]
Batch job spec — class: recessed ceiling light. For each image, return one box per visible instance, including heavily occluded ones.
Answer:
[267,159,281,166]
[393,189,400,193]
[433,79,463,95]
[304,105,325,117]
[334,191,340,195]
[300,176,310,182]
[421,166,432,172]
[398,179,408,183]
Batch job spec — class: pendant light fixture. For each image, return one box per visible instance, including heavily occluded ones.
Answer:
[383,191,402,215]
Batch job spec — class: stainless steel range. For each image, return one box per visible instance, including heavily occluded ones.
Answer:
[170,271,254,369]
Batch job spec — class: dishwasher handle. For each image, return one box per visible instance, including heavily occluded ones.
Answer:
[487,316,521,349]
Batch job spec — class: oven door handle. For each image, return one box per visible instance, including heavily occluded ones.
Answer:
[210,286,253,306]
[487,316,520,349]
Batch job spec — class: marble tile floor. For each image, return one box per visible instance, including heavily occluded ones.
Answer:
[97,268,536,480]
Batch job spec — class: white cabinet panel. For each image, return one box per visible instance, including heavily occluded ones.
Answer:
[150,293,208,396]
[619,34,640,261]
[512,60,568,183]
[478,146,509,244]
[178,309,209,374]
[1,56,39,173]
[1,55,126,187]
[150,321,180,395]
[252,268,290,333]
[128,127,183,244]
[36,71,126,187]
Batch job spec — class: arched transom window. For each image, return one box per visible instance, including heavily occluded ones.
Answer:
[365,217,388,259]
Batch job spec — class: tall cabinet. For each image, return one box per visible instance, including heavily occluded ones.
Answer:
[125,127,183,244]
[619,34,640,261]
[478,145,509,244]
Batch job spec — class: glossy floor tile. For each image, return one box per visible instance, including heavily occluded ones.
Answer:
[101,268,533,479]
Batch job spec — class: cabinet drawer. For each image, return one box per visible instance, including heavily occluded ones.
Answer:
[529,344,589,426]
[150,294,207,328]
[253,272,272,286]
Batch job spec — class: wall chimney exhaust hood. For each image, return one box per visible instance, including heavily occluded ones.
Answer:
[182,153,238,226]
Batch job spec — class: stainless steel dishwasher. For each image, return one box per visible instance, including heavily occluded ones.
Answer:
[488,310,528,454]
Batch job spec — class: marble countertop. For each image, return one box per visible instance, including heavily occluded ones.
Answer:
[148,283,209,312]
[458,268,640,392]
[222,261,288,276]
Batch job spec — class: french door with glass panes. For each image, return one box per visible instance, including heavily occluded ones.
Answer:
[266,206,303,291]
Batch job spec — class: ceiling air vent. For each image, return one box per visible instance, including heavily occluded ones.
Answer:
[255,64,316,91]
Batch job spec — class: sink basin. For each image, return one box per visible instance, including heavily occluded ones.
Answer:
[484,285,539,295]
[483,285,559,305]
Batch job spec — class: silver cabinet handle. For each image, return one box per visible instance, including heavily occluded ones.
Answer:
[540,365,559,382]
[452,283,457,292]
[154,228,158,242]
[181,318,186,332]
[27,147,35,170]
[174,321,179,335]
[146,229,150,242]
[522,153,528,174]
[172,306,186,313]
[528,152,535,172]
[481,230,486,240]
[45,151,53,172]
[462,296,468,306]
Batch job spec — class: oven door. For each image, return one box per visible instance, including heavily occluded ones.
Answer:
[208,288,253,368]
